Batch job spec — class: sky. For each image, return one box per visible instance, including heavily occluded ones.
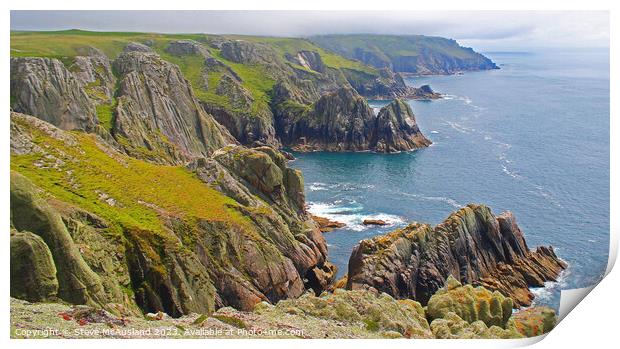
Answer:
[10,11,610,51]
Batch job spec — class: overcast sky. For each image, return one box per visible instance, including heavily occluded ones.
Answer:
[10,11,609,51]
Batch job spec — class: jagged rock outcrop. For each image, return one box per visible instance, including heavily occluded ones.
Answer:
[275,87,431,153]
[123,41,154,53]
[10,229,59,302]
[112,49,235,163]
[220,40,280,65]
[346,204,567,307]
[69,47,115,104]
[286,50,326,73]
[10,57,98,131]
[374,99,432,152]
[276,87,375,151]
[344,67,439,100]
[166,40,211,58]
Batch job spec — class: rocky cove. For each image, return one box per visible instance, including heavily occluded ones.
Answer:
[10,32,571,338]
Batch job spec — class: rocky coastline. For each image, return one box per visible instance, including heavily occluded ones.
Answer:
[345,204,567,307]
[10,32,563,339]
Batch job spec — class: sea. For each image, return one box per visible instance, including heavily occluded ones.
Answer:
[290,48,610,310]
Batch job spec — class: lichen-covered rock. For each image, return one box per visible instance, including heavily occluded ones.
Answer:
[346,204,567,307]
[123,42,154,53]
[112,50,235,163]
[430,312,523,339]
[426,276,513,328]
[257,289,433,338]
[10,230,59,302]
[507,306,557,337]
[10,57,98,131]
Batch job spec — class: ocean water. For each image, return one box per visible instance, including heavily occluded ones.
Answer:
[290,49,610,309]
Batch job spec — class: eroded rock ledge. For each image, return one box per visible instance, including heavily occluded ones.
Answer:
[346,204,567,307]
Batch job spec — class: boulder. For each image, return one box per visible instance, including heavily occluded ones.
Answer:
[10,230,59,301]
[312,215,346,232]
[363,219,388,226]
[165,40,211,58]
[10,172,107,306]
[426,276,513,328]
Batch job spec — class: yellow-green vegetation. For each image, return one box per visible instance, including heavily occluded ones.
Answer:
[10,115,249,238]
[95,103,115,130]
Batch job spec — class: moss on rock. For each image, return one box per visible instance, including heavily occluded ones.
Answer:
[10,230,59,302]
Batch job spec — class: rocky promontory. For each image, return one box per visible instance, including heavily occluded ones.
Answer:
[346,204,567,307]
[275,87,431,153]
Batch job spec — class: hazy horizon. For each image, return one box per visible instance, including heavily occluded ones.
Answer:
[10,11,609,51]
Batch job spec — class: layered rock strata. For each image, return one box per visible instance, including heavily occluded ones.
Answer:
[346,204,567,307]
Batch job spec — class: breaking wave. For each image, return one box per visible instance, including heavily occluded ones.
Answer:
[307,201,405,232]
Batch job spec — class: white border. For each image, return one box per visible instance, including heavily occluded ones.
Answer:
[2,1,617,348]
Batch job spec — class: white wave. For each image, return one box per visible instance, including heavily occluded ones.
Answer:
[445,121,476,134]
[308,182,375,192]
[307,201,405,232]
[398,192,463,209]
[530,268,569,306]
[430,130,440,134]
[501,164,522,179]
[308,182,329,191]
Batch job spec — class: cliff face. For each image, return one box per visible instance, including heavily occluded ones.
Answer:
[11,32,444,150]
[10,57,98,131]
[275,87,431,152]
[346,204,567,307]
[311,34,498,74]
[10,112,335,315]
[112,49,236,164]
